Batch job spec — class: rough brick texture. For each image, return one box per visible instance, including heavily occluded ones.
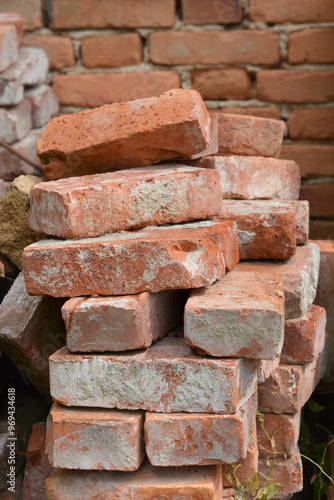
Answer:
[191,69,252,100]
[23,220,238,297]
[81,34,142,68]
[288,28,334,64]
[258,412,300,458]
[38,90,210,180]
[22,35,75,70]
[184,271,284,359]
[49,338,257,414]
[181,0,242,24]
[249,0,334,23]
[62,290,187,352]
[288,109,334,140]
[27,166,222,238]
[257,357,280,384]
[46,404,145,471]
[258,455,303,499]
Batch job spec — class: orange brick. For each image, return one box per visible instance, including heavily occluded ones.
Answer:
[81,34,142,68]
[0,13,23,40]
[50,0,175,29]
[258,454,303,497]
[149,31,279,66]
[192,69,252,100]
[288,109,334,140]
[181,0,242,24]
[289,28,334,64]
[214,107,281,120]
[0,0,43,30]
[257,70,334,103]
[0,25,18,72]
[222,426,258,488]
[52,71,180,107]
[300,183,334,217]
[22,35,75,70]
[249,0,334,23]
[258,412,300,458]
[280,144,334,178]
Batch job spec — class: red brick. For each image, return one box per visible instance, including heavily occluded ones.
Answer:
[0,13,23,40]
[216,113,284,157]
[23,422,55,500]
[181,0,242,24]
[0,0,43,30]
[149,31,279,66]
[192,69,252,100]
[218,201,297,259]
[38,90,209,180]
[222,426,258,488]
[281,305,326,365]
[174,113,219,161]
[28,166,222,238]
[46,404,145,471]
[249,0,334,23]
[0,25,18,72]
[81,34,142,69]
[257,357,280,384]
[49,338,257,414]
[0,98,32,144]
[280,144,334,178]
[258,412,300,458]
[257,70,334,103]
[23,220,238,297]
[51,0,175,29]
[236,243,320,319]
[258,454,303,498]
[22,35,75,70]
[145,394,257,466]
[46,464,223,499]
[195,156,300,200]
[185,270,284,359]
[215,107,281,120]
[289,28,334,64]
[300,183,334,217]
[62,290,187,352]
[25,84,59,128]
[0,273,65,398]
[52,71,180,108]
[288,109,334,140]
[0,128,42,180]
[310,220,334,240]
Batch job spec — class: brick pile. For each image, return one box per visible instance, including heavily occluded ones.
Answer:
[19,88,326,498]
[0,12,58,191]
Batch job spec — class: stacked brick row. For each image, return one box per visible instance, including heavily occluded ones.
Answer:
[0,13,58,194]
[19,88,327,498]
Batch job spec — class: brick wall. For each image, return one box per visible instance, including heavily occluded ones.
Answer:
[1,0,333,238]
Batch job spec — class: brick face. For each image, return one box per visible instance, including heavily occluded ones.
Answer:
[280,144,334,178]
[181,0,242,25]
[257,70,334,103]
[300,183,334,217]
[191,69,252,100]
[0,0,43,30]
[288,109,334,140]
[149,31,280,66]
[288,29,334,64]
[22,35,75,70]
[249,0,334,23]
[81,35,143,68]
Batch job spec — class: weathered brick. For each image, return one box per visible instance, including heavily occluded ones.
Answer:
[257,412,301,458]
[280,144,334,178]
[174,113,219,161]
[222,426,258,488]
[194,156,300,200]
[49,338,257,414]
[236,243,320,319]
[0,0,43,30]
[82,34,142,68]
[257,70,334,103]
[0,273,65,398]
[62,290,187,352]
[51,0,175,29]
[289,28,334,64]
[1,421,25,495]
[0,128,42,180]
[310,220,334,240]
[52,71,180,108]
[28,166,222,238]
[281,305,326,365]
[0,98,32,144]
[181,0,242,24]
[23,220,238,297]
[292,200,309,244]
[300,183,334,218]
[288,109,334,140]
[0,74,23,106]
[216,113,284,157]
[0,13,23,40]
[215,107,281,120]
[0,25,18,72]
[258,454,303,499]
[149,31,279,66]
[192,69,252,100]
[257,357,280,384]
[38,89,209,180]
[23,423,55,500]
[46,464,223,499]
[4,47,48,88]
[25,84,59,128]
[145,393,257,466]
[46,404,145,471]
[22,35,75,70]
[218,200,298,259]
[185,271,284,359]
[249,0,334,23]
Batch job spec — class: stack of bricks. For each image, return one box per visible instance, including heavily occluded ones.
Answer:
[0,12,58,195]
[21,89,326,498]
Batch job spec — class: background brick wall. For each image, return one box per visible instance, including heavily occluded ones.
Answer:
[1,0,333,238]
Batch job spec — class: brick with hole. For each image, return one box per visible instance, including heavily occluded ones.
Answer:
[184,270,284,359]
